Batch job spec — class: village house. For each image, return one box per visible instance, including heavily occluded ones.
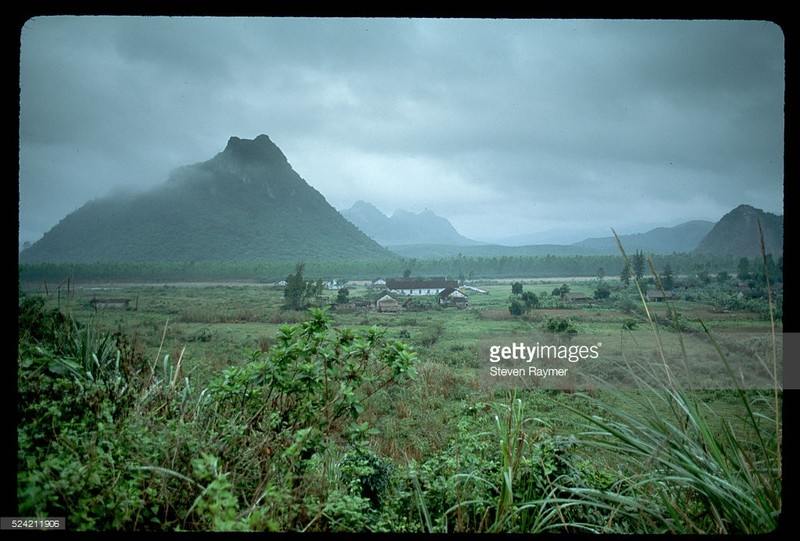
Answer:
[645,290,676,302]
[438,287,469,308]
[376,293,400,312]
[562,292,590,302]
[386,277,459,296]
[735,288,761,300]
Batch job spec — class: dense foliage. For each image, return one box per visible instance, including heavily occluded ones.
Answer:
[17,280,782,532]
[17,295,419,531]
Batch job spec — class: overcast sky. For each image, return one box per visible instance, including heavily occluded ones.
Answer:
[18,17,785,247]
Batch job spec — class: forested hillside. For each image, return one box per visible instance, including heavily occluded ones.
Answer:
[19,135,396,263]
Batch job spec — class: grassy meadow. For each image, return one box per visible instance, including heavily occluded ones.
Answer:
[17,268,782,533]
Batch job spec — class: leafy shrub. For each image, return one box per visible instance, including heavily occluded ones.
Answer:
[593,282,611,299]
[544,316,578,336]
[17,294,193,530]
[18,297,419,532]
[18,292,69,344]
[340,448,395,508]
[622,317,638,330]
[198,308,419,528]
[508,298,524,316]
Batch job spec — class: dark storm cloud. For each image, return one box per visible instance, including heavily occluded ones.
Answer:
[18,17,784,246]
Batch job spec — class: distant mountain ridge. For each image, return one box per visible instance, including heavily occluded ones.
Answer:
[19,135,396,263]
[374,206,781,260]
[341,200,759,258]
[19,135,780,265]
[573,220,716,255]
[341,200,482,247]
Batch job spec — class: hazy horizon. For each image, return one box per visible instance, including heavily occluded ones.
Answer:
[338,198,737,247]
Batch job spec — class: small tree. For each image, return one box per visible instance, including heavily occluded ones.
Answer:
[620,264,631,286]
[511,281,523,296]
[552,283,570,297]
[284,261,308,310]
[309,279,324,299]
[594,282,611,300]
[521,291,539,313]
[336,288,350,305]
[737,257,751,280]
[284,263,325,309]
[632,250,645,280]
[662,264,675,290]
[509,299,525,316]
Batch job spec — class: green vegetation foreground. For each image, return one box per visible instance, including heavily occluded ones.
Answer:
[17,287,781,533]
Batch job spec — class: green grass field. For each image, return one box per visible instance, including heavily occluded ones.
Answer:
[17,275,782,532]
[26,278,777,390]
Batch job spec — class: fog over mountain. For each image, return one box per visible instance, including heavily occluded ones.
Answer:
[341,201,483,247]
[19,135,395,263]
[19,128,780,265]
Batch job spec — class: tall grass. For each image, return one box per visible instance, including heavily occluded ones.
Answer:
[404,220,782,534]
[440,228,782,534]
[551,229,782,533]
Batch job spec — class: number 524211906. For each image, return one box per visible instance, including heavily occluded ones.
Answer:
[2,517,65,530]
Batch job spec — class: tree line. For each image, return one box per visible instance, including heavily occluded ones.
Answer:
[19,252,758,285]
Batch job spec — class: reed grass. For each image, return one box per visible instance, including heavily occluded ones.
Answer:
[551,228,782,534]
[439,227,782,533]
